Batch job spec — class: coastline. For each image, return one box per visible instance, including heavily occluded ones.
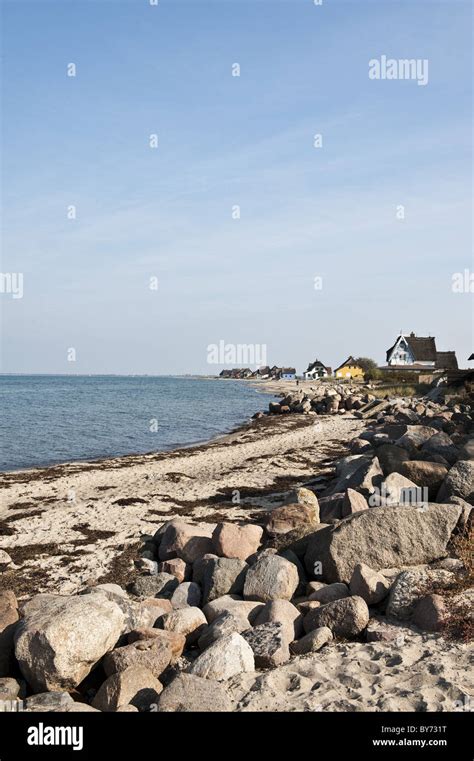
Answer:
[0,413,364,598]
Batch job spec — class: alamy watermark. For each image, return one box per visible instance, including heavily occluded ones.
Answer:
[207,340,267,369]
[369,56,429,86]
[0,272,23,299]
[452,269,474,293]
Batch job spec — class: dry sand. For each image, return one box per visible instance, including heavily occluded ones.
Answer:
[0,413,363,597]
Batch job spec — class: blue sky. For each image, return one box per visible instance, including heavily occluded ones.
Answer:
[1,0,472,374]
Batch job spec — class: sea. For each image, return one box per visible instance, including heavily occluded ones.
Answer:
[0,375,272,472]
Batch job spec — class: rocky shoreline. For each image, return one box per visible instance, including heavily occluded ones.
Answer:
[0,386,472,712]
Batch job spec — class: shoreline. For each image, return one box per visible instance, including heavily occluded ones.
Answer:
[0,413,364,598]
[0,378,278,476]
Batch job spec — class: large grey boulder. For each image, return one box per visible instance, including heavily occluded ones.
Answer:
[197,611,250,651]
[155,673,232,712]
[202,558,248,604]
[241,623,290,668]
[304,504,462,583]
[421,432,459,465]
[92,665,162,711]
[303,596,369,638]
[400,461,448,500]
[376,444,410,477]
[15,594,125,692]
[243,553,298,602]
[437,461,474,504]
[253,599,303,642]
[188,632,255,680]
[102,638,173,679]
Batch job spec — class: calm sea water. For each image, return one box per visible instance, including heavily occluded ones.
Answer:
[0,376,271,472]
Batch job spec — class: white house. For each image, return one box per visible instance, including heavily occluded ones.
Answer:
[385,332,457,370]
[303,360,331,380]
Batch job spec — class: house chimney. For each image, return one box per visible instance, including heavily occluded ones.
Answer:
[410,331,415,337]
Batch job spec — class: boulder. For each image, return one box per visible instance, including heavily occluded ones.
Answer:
[343,457,384,497]
[290,626,332,655]
[400,461,448,500]
[202,557,248,604]
[376,444,410,477]
[386,568,454,620]
[396,426,438,452]
[103,638,173,679]
[341,489,368,517]
[304,596,369,638]
[308,582,349,604]
[212,523,263,561]
[198,610,250,651]
[82,584,160,632]
[349,563,390,605]
[412,594,446,632]
[127,628,185,660]
[365,619,402,643]
[0,591,19,677]
[304,504,462,583]
[170,582,202,609]
[253,600,303,642]
[421,432,458,465]
[437,461,474,504]
[192,554,218,585]
[155,673,232,712]
[378,472,422,507]
[188,632,255,680]
[318,493,344,522]
[265,503,319,537]
[92,665,162,712]
[24,691,74,712]
[349,439,373,454]
[203,595,264,625]
[129,574,179,599]
[283,487,320,511]
[158,520,213,563]
[161,607,207,645]
[243,554,299,602]
[241,622,290,667]
[158,558,189,583]
[14,594,125,692]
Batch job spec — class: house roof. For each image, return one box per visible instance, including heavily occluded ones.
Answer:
[386,334,437,362]
[281,368,296,374]
[334,356,360,372]
[305,359,326,372]
[435,351,458,370]
[469,353,474,361]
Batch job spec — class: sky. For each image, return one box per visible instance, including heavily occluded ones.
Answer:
[1,0,473,375]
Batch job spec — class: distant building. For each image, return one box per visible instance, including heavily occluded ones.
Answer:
[385,332,458,371]
[279,368,296,380]
[304,360,331,380]
[334,356,364,380]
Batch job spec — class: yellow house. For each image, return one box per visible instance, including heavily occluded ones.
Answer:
[334,356,364,380]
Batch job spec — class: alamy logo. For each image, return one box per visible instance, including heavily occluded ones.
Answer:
[369,55,429,86]
[27,723,84,751]
[207,340,267,368]
[0,272,23,299]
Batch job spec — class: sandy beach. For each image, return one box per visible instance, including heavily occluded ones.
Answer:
[0,405,363,598]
